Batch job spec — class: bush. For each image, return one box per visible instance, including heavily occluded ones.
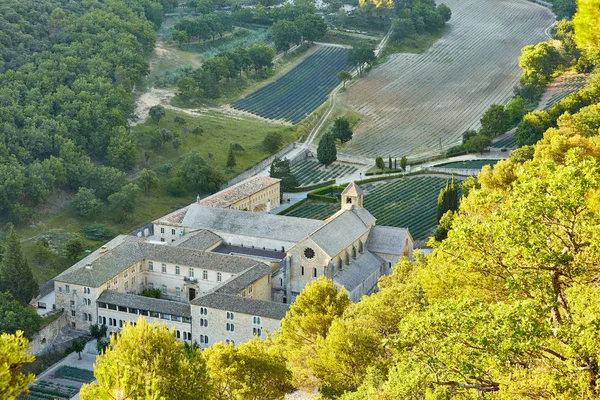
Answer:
[263,132,284,153]
[83,224,115,241]
[141,288,161,299]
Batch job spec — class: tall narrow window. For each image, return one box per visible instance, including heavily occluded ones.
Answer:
[149,261,153,271]
[313,267,317,278]
[162,264,167,273]
[203,270,208,280]
[217,272,222,282]
[175,266,180,275]
[189,268,194,278]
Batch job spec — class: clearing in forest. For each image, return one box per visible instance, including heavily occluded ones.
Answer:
[341,0,555,158]
[231,46,350,124]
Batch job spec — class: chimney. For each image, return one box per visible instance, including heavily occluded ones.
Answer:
[85,263,93,270]
[100,245,108,253]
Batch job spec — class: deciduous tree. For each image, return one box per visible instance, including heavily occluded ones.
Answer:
[0,331,35,400]
[0,292,41,339]
[80,319,211,400]
[149,105,166,123]
[139,169,159,193]
[275,277,350,390]
[331,117,353,143]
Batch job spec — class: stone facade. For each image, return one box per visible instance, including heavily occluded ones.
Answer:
[51,182,413,348]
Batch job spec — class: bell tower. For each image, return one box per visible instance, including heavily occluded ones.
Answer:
[341,182,364,210]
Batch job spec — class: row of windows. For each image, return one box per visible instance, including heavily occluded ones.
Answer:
[199,318,208,327]
[199,307,208,315]
[252,327,262,336]
[252,316,261,325]
[226,312,234,320]
[300,266,319,278]
[176,331,192,341]
[148,262,223,281]
[148,283,182,297]
[82,312,92,322]
[226,323,235,332]
[98,303,191,323]
[199,335,209,344]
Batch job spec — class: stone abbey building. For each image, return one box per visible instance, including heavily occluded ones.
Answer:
[53,179,413,347]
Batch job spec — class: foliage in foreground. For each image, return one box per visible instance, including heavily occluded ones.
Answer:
[80,319,293,400]
[0,331,35,400]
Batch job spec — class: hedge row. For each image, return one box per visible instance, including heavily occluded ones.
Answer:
[306,184,346,203]
[286,179,336,193]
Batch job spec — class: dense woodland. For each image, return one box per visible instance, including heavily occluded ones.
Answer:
[0,0,166,224]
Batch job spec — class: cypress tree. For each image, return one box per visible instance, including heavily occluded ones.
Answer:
[437,177,459,222]
[0,227,38,304]
[388,156,392,170]
[317,133,337,167]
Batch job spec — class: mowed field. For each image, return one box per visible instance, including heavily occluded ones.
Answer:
[231,45,349,123]
[342,0,555,158]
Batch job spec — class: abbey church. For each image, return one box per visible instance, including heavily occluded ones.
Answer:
[51,178,413,347]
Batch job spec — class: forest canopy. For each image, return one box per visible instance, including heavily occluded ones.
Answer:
[0,0,166,224]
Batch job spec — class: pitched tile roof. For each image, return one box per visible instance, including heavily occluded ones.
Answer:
[97,291,191,318]
[192,293,289,320]
[333,250,384,292]
[342,182,364,197]
[181,205,324,244]
[305,209,373,257]
[199,176,280,208]
[366,225,411,255]
[55,236,269,287]
[173,230,222,251]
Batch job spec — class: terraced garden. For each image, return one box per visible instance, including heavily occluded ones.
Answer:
[541,73,588,110]
[19,380,80,400]
[342,0,555,158]
[291,158,358,187]
[285,200,341,220]
[231,46,350,124]
[492,134,518,149]
[434,159,499,169]
[283,175,460,240]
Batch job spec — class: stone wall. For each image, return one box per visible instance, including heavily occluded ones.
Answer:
[28,310,69,356]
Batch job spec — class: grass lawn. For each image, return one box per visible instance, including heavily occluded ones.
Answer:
[14,109,296,284]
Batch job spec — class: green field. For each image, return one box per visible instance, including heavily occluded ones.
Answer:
[282,175,459,241]
[291,158,358,187]
[434,159,499,169]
